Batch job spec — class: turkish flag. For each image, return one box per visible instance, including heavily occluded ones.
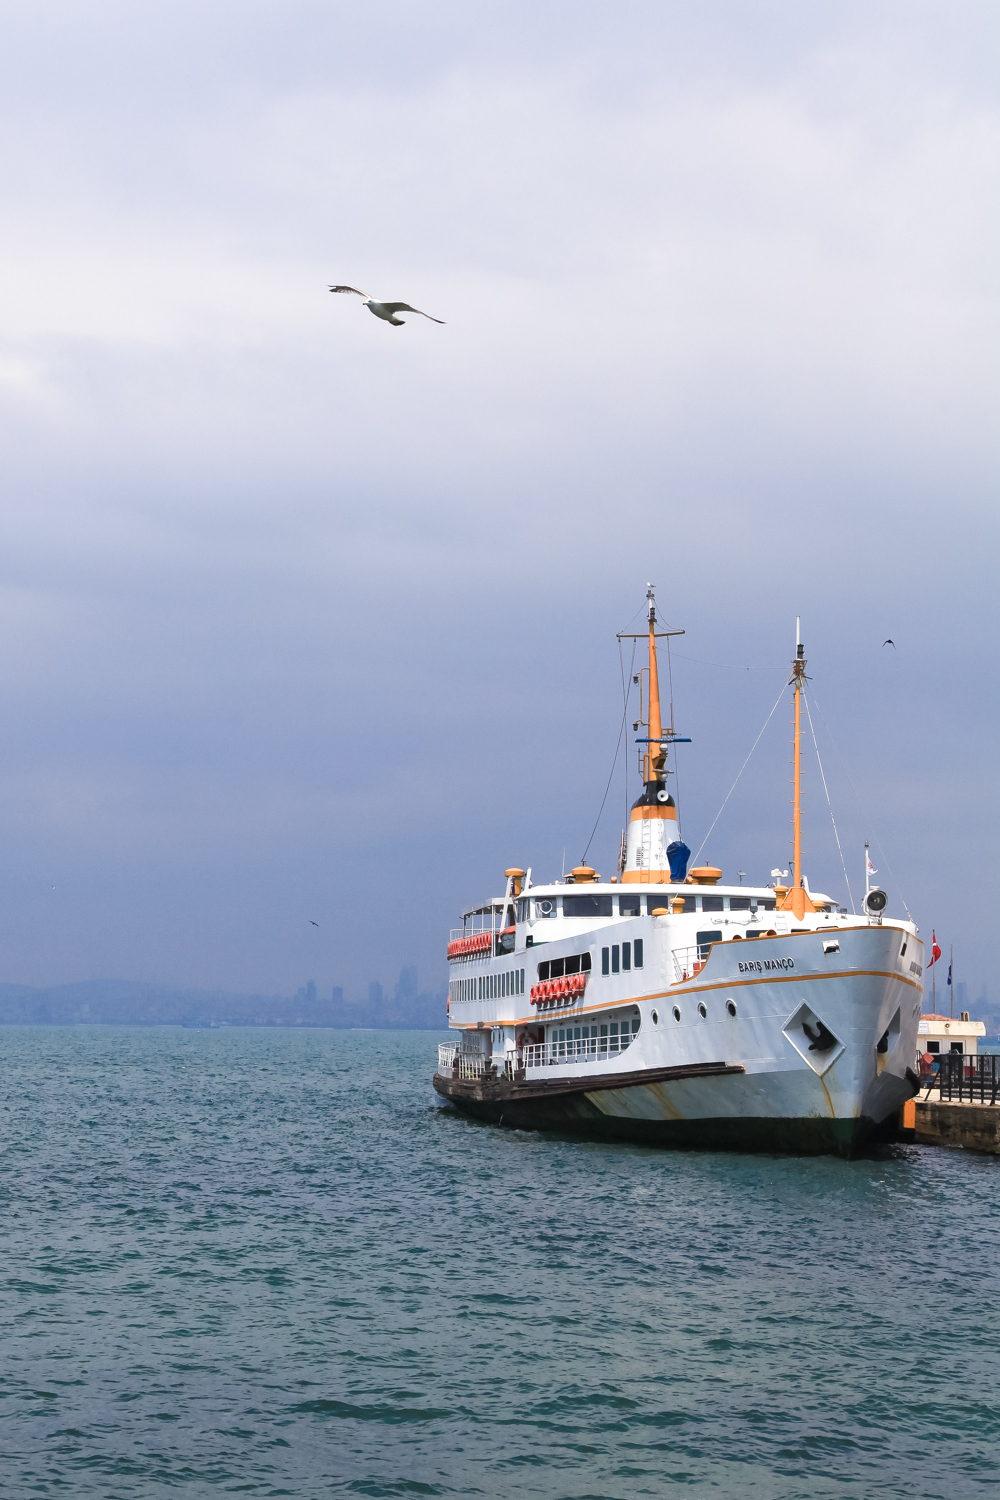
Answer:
[929,931,941,966]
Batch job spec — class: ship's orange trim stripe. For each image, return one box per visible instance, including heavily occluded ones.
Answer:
[447,966,920,1028]
[657,966,922,1000]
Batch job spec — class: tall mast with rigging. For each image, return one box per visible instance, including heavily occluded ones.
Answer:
[645,584,666,787]
[782,617,815,921]
[619,585,690,885]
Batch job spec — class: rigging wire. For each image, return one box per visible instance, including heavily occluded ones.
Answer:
[688,680,788,869]
[802,685,855,914]
[622,636,630,843]
[581,639,636,867]
[808,689,913,921]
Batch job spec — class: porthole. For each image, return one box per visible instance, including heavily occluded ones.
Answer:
[726,1000,737,1017]
[651,1009,659,1025]
[698,1002,707,1019]
[672,1006,681,1022]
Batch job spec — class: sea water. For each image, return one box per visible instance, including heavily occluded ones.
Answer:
[0,1025,997,1498]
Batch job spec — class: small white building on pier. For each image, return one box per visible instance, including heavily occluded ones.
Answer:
[918,1013,986,1058]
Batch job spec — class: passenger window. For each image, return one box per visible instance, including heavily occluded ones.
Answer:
[611,945,620,974]
[534,897,558,918]
[759,899,776,911]
[550,958,565,978]
[618,894,642,916]
[581,953,592,971]
[702,895,724,912]
[696,930,722,959]
[602,947,610,975]
[729,896,751,911]
[634,939,643,968]
[565,955,581,975]
[676,895,697,913]
[563,894,614,918]
[622,942,631,971]
[537,961,550,980]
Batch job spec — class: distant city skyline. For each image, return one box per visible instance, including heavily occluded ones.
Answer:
[0,962,447,1030]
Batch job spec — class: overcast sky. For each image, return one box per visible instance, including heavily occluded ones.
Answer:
[0,1,996,1006]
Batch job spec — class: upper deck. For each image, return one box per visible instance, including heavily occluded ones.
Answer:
[450,880,845,962]
[446,876,917,1031]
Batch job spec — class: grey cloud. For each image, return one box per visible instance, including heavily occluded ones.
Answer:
[0,1,995,1001]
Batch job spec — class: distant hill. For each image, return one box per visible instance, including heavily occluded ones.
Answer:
[0,979,447,1030]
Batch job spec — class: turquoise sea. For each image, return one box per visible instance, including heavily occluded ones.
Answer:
[1,1025,997,1498]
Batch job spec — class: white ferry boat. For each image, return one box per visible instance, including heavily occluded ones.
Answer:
[434,589,923,1154]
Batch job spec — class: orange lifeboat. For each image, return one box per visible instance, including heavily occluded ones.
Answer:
[446,932,493,961]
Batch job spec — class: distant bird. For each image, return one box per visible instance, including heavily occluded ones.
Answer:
[883,639,895,648]
[309,921,319,928]
[329,286,445,326]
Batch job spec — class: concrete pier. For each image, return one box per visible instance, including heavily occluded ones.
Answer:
[901,1097,1000,1155]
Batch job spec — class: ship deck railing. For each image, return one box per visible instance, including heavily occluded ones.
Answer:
[523,1033,637,1069]
[437,1044,491,1081]
[437,1036,638,1079]
[671,945,711,983]
[450,920,494,942]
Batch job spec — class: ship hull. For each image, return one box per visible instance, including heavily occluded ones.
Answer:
[437,923,922,1158]
[433,1067,905,1156]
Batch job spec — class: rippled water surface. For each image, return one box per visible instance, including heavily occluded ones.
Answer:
[1,1026,998,1498]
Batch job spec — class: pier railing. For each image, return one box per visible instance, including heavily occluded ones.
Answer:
[930,1053,1000,1106]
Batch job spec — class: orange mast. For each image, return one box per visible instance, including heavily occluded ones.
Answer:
[782,617,815,920]
[618,585,687,886]
[645,583,666,785]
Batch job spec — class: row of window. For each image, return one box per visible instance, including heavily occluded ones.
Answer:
[660,999,739,1023]
[449,968,525,1004]
[536,953,592,981]
[926,1041,965,1055]
[601,941,644,975]
[519,893,777,919]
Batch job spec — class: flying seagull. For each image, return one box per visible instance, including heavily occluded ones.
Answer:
[883,639,895,648]
[329,286,445,326]
[309,921,319,927]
